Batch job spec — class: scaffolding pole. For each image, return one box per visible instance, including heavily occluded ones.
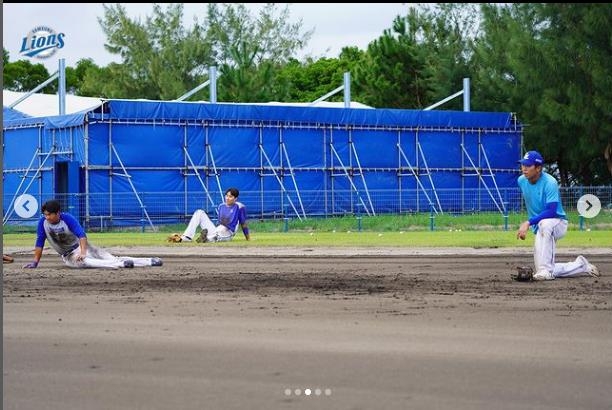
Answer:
[460,143,504,214]
[348,132,376,216]
[416,140,443,214]
[183,146,217,208]
[329,144,373,216]
[479,142,506,213]
[205,144,225,204]
[109,144,156,231]
[397,144,440,214]
[3,147,53,224]
[279,128,307,218]
[259,143,304,221]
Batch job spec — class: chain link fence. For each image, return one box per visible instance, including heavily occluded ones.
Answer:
[4,186,611,232]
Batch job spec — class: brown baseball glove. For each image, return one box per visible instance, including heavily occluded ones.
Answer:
[166,233,183,243]
[3,254,14,264]
[511,266,534,282]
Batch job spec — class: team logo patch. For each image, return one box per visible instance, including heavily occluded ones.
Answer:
[19,26,65,59]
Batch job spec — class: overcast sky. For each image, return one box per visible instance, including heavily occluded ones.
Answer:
[3,3,409,73]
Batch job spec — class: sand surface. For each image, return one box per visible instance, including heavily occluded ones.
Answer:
[3,246,612,410]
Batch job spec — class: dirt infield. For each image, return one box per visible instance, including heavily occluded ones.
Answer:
[3,247,612,410]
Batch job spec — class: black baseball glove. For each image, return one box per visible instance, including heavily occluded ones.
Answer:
[511,266,534,282]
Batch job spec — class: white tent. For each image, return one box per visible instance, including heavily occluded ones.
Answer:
[261,100,373,109]
[2,90,103,118]
[3,90,373,119]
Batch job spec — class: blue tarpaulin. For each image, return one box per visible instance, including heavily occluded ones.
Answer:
[3,106,31,121]
[4,98,523,227]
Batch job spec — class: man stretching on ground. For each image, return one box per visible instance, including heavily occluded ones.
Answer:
[516,150,599,280]
[24,199,163,269]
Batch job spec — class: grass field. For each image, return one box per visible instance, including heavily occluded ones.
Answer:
[4,212,610,249]
[3,229,610,249]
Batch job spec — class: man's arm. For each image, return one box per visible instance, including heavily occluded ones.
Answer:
[76,236,88,261]
[516,202,558,240]
[63,212,88,260]
[24,246,43,268]
[527,201,559,226]
[241,223,250,241]
[516,221,530,240]
[237,204,250,240]
[25,218,46,268]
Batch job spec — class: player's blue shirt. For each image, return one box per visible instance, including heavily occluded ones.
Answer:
[218,201,247,233]
[35,212,87,255]
[518,172,566,232]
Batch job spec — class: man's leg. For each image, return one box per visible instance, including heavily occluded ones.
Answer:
[182,209,216,241]
[534,219,567,277]
[213,225,235,242]
[62,245,127,269]
[552,255,593,278]
[117,256,162,267]
[62,244,160,268]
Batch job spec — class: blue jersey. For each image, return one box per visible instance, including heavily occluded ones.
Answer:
[217,201,247,232]
[35,212,87,255]
[518,172,566,231]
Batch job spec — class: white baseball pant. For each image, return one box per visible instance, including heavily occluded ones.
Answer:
[62,244,154,269]
[181,209,234,242]
[534,218,589,278]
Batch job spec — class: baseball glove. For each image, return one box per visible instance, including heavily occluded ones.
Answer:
[511,266,534,282]
[166,233,182,243]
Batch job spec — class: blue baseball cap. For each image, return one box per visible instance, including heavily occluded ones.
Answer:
[518,150,544,166]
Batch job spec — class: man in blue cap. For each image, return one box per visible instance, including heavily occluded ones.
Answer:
[516,150,600,280]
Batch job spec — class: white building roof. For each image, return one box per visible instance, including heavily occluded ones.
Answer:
[261,100,373,109]
[3,90,103,118]
[3,89,372,119]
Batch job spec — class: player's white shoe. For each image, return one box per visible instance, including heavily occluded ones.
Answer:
[533,270,554,281]
[576,255,600,277]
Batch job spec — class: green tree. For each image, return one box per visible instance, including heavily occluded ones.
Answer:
[63,58,94,95]
[472,3,612,184]
[67,58,112,97]
[536,3,612,184]
[352,10,429,109]
[469,4,520,112]
[205,3,313,102]
[3,58,53,93]
[417,3,478,110]
[277,52,361,103]
[352,4,476,110]
[96,3,213,99]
